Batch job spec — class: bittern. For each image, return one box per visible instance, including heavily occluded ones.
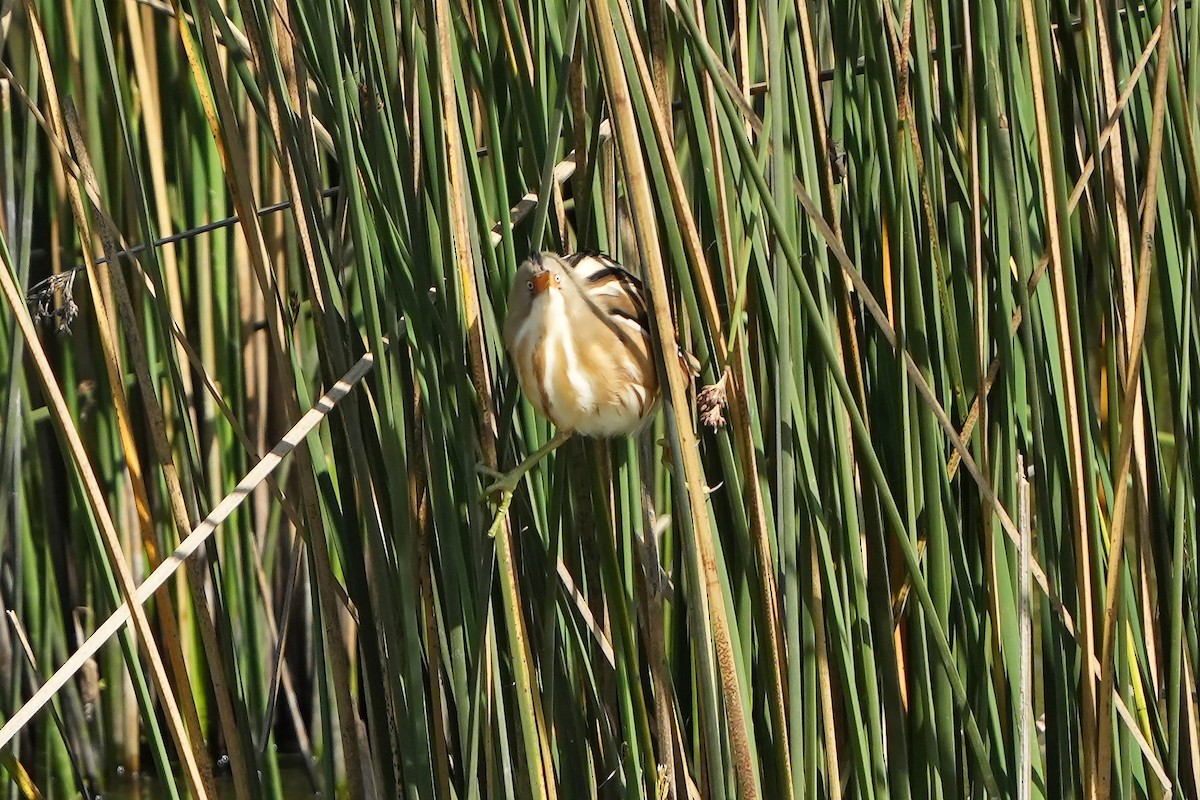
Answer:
[483,250,684,497]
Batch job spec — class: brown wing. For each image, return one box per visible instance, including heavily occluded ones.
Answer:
[566,252,703,378]
[565,252,650,331]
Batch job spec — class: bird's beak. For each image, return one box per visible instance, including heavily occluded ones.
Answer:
[531,271,554,295]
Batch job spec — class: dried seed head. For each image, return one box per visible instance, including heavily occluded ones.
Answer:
[27,270,81,335]
[697,372,729,430]
[54,298,79,334]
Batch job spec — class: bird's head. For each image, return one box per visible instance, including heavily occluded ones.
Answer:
[517,251,566,299]
[504,252,571,348]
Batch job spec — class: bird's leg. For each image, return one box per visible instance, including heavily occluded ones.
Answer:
[481,428,574,500]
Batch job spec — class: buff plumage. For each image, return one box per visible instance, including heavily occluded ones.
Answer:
[503,251,659,437]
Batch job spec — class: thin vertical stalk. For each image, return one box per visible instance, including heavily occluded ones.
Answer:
[1096,5,1175,796]
[591,0,761,796]
[1017,456,1033,800]
[611,2,791,795]
[1016,0,1099,790]
[433,0,554,797]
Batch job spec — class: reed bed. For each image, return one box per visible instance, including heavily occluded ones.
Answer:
[0,0,1197,798]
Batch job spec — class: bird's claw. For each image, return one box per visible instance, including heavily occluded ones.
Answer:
[481,471,521,502]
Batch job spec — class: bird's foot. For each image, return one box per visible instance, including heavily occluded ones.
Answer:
[478,429,574,503]
[475,462,523,500]
[477,462,529,503]
[477,465,521,536]
[482,471,523,500]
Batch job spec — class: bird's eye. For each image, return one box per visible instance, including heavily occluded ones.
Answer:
[526,280,534,291]
[555,274,562,284]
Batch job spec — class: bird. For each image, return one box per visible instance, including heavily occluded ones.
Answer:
[482,250,686,497]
